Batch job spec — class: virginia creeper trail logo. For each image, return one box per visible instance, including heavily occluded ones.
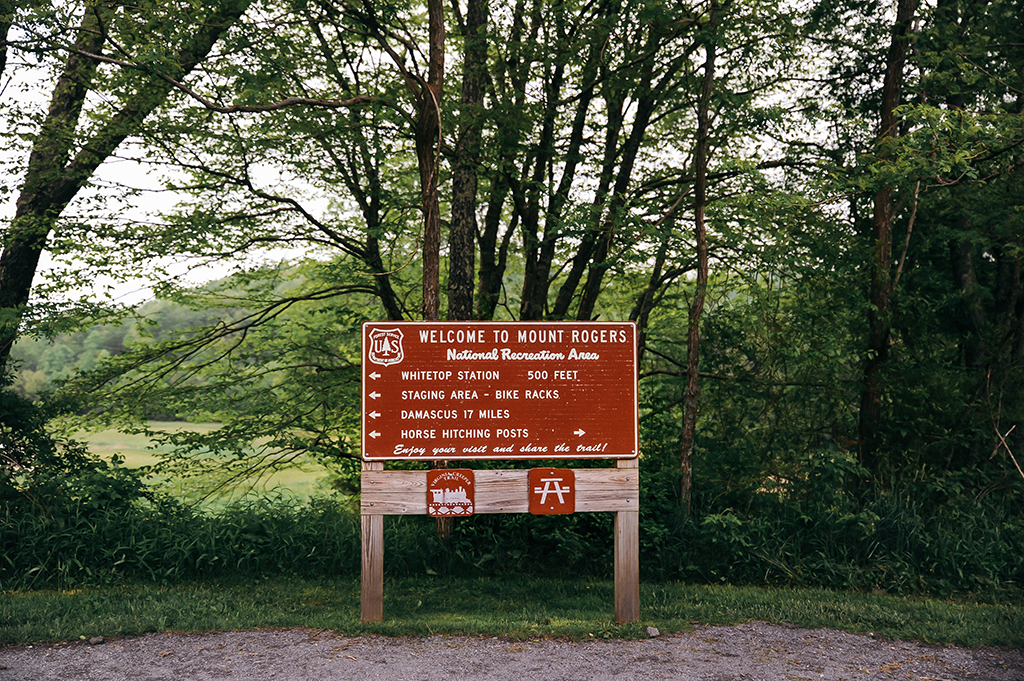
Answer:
[368,328,405,366]
[427,469,475,517]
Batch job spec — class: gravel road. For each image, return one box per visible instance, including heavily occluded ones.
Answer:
[2,622,1021,680]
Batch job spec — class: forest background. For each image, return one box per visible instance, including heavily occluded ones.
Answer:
[1,0,1023,601]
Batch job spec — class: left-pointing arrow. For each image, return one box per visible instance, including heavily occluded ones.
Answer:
[369,411,381,419]
[369,372,381,380]
[369,431,381,439]
[369,391,381,400]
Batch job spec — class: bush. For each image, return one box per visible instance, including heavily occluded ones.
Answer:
[662,457,1024,598]
[1,493,363,589]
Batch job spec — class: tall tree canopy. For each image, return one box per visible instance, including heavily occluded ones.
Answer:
[0,1,260,371]
[2,0,1022,498]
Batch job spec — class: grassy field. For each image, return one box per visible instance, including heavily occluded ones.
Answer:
[2,577,1022,647]
[76,422,331,504]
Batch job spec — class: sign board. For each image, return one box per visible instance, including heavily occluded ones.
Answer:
[529,468,575,515]
[361,321,637,461]
[427,469,475,517]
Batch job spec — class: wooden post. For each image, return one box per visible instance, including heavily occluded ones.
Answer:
[614,457,640,623]
[361,461,384,623]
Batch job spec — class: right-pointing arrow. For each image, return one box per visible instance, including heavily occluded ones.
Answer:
[574,429,586,437]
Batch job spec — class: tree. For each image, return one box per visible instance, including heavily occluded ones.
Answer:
[1,0,12,82]
[447,0,486,321]
[801,0,1024,475]
[39,0,1024,507]
[11,0,457,491]
[679,0,718,515]
[857,0,919,473]
[0,1,255,375]
[891,0,1024,470]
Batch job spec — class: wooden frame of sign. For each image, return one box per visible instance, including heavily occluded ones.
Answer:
[360,459,639,623]
[360,321,640,624]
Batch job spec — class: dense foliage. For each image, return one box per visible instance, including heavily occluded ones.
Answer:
[3,429,1022,598]
[1,0,1023,597]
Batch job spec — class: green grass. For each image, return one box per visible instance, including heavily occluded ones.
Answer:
[2,578,1021,648]
[76,422,224,468]
[75,422,331,504]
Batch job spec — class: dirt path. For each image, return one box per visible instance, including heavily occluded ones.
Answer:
[2,622,1021,680]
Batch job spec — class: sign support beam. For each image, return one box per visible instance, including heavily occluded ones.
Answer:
[614,457,640,623]
[361,461,384,624]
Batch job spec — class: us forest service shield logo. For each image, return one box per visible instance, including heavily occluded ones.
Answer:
[368,328,404,366]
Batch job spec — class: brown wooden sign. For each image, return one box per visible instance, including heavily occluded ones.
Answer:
[427,469,475,517]
[528,468,576,515]
[361,321,638,461]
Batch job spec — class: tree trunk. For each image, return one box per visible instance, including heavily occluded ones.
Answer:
[680,5,716,515]
[517,64,565,322]
[576,73,658,321]
[950,226,987,370]
[0,0,114,368]
[0,0,11,84]
[857,0,918,473]
[418,0,445,322]
[475,176,513,320]
[413,0,451,539]
[474,0,538,320]
[448,0,487,321]
[994,237,1024,365]
[630,194,689,365]
[550,88,625,320]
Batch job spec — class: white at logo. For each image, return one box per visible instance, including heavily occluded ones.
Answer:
[533,476,570,504]
[368,328,404,366]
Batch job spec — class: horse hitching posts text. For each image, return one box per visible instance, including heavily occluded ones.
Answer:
[360,321,639,622]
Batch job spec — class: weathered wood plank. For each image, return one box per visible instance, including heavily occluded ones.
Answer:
[475,469,530,513]
[614,509,640,622]
[360,467,639,515]
[575,469,639,512]
[362,470,426,514]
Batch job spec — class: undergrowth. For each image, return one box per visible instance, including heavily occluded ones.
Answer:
[2,465,1021,601]
[2,389,1021,598]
